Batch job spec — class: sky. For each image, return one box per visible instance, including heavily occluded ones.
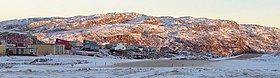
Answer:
[0,0,279,28]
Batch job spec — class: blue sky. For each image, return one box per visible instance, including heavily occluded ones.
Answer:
[0,0,279,28]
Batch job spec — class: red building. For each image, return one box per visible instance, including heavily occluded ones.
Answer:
[55,39,72,50]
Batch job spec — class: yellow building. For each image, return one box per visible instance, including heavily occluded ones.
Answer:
[0,45,6,55]
[32,44,65,55]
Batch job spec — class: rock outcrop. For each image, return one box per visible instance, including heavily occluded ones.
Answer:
[0,12,279,55]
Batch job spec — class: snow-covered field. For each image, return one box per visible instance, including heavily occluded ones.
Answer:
[0,54,280,78]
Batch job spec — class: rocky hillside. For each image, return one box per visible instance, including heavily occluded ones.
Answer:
[0,12,279,55]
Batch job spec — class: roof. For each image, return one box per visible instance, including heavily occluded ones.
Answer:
[32,44,64,46]
[112,42,123,44]
[8,47,36,49]
[127,44,144,47]
[56,39,70,42]
[0,45,6,47]
[83,40,99,46]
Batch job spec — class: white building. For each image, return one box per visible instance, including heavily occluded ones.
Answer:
[126,44,144,52]
[111,42,126,51]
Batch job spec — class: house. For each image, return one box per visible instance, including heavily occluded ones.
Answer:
[6,44,16,48]
[5,37,33,48]
[132,54,146,59]
[111,42,126,51]
[144,47,160,52]
[0,45,6,55]
[160,47,174,53]
[0,39,21,48]
[83,40,98,47]
[70,41,83,47]
[151,47,160,52]
[6,47,37,56]
[105,44,113,49]
[0,40,8,45]
[32,44,65,55]
[126,44,144,52]
[55,39,72,50]
[70,41,83,51]
[82,40,100,51]
[5,36,25,44]
[125,45,134,50]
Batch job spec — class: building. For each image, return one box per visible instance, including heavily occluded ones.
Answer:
[83,40,100,51]
[6,44,16,48]
[5,36,25,44]
[83,40,98,47]
[0,45,6,55]
[0,40,8,45]
[150,47,160,52]
[70,41,83,50]
[132,54,146,59]
[70,41,83,47]
[105,44,113,49]
[0,40,7,55]
[111,42,126,51]
[144,47,160,52]
[126,44,144,52]
[55,39,72,50]
[6,47,37,56]
[32,44,65,55]
[160,47,174,53]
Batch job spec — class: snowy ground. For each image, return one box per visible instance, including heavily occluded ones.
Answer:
[0,54,280,78]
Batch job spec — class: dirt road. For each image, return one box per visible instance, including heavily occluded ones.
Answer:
[106,54,263,67]
[106,60,216,67]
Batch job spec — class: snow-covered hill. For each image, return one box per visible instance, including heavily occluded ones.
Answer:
[0,12,279,55]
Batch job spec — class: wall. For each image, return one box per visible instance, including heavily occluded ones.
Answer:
[54,45,65,55]
[32,44,65,55]
[56,39,72,50]
[32,45,53,55]
[0,45,6,55]
[6,48,37,55]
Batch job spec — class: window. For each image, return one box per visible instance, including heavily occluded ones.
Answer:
[60,46,64,54]
[16,49,19,54]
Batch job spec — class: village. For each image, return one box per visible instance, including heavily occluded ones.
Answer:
[0,33,186,59]
[0,34,278,78]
